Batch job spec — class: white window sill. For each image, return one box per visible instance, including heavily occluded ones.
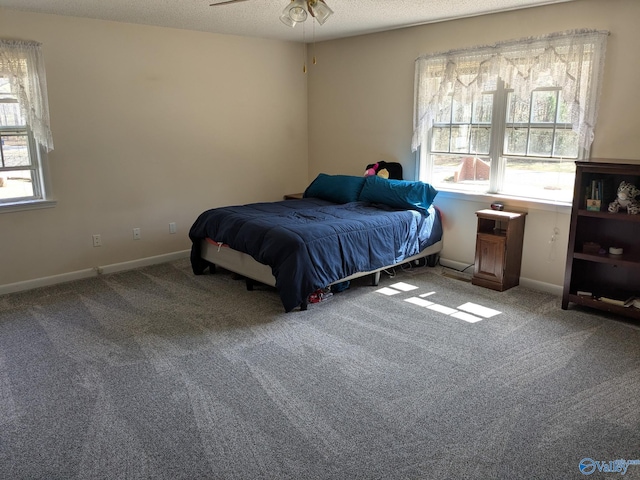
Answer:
[433,188,572,215]
[0,199,57,214]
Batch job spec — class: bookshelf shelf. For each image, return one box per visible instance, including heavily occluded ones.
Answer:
[572,251,640,268]
[562,160,640,320]
[577,209,640,222]
[567,294,640,320]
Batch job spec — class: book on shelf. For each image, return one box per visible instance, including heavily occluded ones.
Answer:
[576,290,593,297]
[586,180,603,211]
[584,177,614,211]
[597,296,639,308]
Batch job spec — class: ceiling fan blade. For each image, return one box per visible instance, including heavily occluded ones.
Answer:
[209,0,251,6]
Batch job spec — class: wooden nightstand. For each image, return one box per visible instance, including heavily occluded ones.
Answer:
[472,209,527,292]
[283,193,304,200]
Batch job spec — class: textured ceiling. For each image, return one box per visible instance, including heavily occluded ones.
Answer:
[0,0,577,43]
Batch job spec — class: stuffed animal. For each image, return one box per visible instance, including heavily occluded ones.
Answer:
[608,181,640,214]
[364,161,403,180]
[364,162,390,179]
[376,168,389,179]
[364,162,379,176]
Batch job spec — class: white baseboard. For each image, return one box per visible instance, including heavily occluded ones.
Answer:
[0,250,191,296]
[438,257,562,296]
[439,257,474,274]
[519,278,563,296]
[1,251,563,298]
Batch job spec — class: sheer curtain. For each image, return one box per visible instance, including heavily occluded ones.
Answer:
[0,40,54,151]
[412,29,608,155]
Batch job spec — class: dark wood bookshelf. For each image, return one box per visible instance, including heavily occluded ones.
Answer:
[562,160,640,320]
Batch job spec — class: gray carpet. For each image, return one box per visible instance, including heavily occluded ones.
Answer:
[1,259,639,479]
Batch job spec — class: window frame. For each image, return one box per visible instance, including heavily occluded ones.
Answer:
[0,95,52,210]
[0,139,53,212]
[413,29,608,206]
[0,41,55,213]
[419,78,585,204]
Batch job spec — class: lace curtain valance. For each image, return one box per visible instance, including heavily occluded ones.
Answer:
[412,29,609,154]
[0,40,54,152]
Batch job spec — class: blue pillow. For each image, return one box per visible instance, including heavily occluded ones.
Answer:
[303,174,366,204]
[359,175,438,213]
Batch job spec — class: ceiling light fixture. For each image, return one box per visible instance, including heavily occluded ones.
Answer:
[280,0,333,28]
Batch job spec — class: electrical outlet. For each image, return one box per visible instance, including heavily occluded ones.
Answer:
[169,222,177,234]
[92,234,102,247]
[133,228,141,240]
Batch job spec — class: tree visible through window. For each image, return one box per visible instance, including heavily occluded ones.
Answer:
[413,30,608,203]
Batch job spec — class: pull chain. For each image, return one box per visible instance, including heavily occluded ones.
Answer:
[302,20,307,73]
[312,19,316,65]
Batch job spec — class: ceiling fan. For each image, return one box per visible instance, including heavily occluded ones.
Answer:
[209,0,334,27]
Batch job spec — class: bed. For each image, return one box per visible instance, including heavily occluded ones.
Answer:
[189,174,443,312]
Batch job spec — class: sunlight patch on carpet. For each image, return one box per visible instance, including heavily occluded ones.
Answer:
[427,304,457,315]
[389,282,419,292]
[451,311,483,323]
[376,287,402,296]
[375,282,502,323]
[405,297,434,307]
[458,302,501,318]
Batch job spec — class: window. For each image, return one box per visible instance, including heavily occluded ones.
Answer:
[413,30,608,203]
[0,40,54,208]
[0,78,41,201]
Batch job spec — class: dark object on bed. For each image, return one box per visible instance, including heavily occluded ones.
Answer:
[189,175,442,312]
[365,161,403,180]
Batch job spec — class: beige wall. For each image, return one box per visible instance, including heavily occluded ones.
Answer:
[3,0,640,293]
[308,0,640,291]
[0,9,308,287]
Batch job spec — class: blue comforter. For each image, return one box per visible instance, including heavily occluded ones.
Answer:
[189,198,442,312]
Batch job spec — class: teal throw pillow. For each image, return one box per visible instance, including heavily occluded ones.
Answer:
[359,175,438,213]
[303,174,366,204]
